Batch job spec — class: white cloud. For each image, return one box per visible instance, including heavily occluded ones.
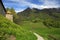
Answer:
[18,0,60,9]
[19,0,60,9]
[4,0,60,12]
[16,9,25,13]
[17,0,60,12]
[38,0,60,8]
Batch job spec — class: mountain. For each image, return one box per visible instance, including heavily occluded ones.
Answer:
[16,8,60,28]
[17,8,60,16]
[16,8,60,40]
[17,7,60,20]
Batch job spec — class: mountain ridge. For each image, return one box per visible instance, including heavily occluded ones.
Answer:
[17,7,60,13]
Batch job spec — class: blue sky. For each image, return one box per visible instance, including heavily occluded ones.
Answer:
[2,0,60,12]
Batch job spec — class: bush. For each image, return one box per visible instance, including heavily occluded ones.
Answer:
[43,19,60,28]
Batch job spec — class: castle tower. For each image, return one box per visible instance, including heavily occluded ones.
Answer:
[6,11,13,22]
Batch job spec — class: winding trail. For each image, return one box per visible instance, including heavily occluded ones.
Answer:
[33,32,44,40]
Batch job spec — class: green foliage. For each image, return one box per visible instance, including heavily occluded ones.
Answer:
[0,15,36,40]
[43,19,60,28]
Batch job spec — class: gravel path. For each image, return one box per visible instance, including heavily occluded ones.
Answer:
[33,32,44,40]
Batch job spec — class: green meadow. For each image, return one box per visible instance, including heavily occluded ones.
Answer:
[21,21,60,40]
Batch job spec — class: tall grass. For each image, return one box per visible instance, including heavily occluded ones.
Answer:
[0,15,36,40]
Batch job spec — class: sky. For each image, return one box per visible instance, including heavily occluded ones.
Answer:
[2,0,60,12]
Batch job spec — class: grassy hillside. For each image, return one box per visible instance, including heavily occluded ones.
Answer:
[17,8,60,28]
[0,15,36,40]
[21,21,60,40]
[14,8,60,40]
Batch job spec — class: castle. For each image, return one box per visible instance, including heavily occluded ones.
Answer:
[0,0,13,22]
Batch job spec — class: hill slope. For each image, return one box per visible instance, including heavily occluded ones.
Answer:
[14,8,60,40]
[0,15,36,40]
[17,8,60,28]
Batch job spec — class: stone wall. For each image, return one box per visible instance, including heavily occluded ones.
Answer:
[6,14,13,22]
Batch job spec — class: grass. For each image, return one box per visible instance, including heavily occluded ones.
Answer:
[0,15,37,40]
[20,21,60,40]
